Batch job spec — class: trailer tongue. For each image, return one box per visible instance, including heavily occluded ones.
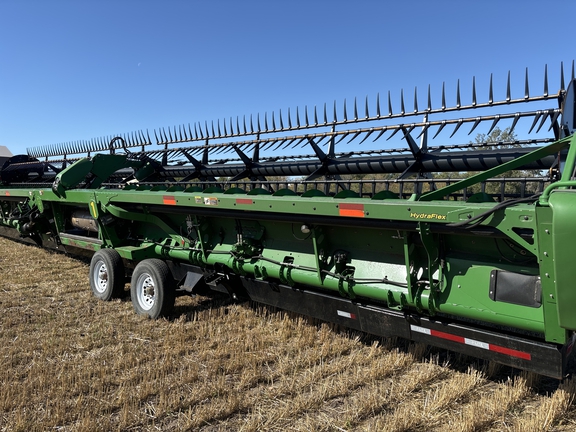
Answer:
[2,62,576,378]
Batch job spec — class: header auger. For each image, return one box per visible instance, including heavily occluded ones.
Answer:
[2,61,576,378]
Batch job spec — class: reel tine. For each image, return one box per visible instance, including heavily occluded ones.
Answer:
[372,127,388,142]
[288,107,292,128]
[250,114,254,134]
[506,71,511,102]
[333,101,337,123]
[124,133,131,147]
[442,82,446,110]
[188,123,194,141]
[312,135,328,148]
[267,138,282,152]
[258,112,262,132]
[261,139,277,152]
[268,112,272,131]
[314,105,318,126]
[222,118,227,137]
[365,95,369,118]
[294,136,307,148]
[376,93,381,117]
[335,132,350,145]
[343,99,348,121]
[524,68,529,99]
[270,137,285,152]
[413,87,418,113]
[572,59,575,81]
[358,129,375,145]
[544,62,548,96]
[243,115,247,134]
[235,116,240,136]
[487,116,500,135]
[400,89,405,114]
[388,91,393,116]
[217,143,233,155]
[456,80,461,108]
[154,129,160,144]
[535,110,550,133]
[305,105,310,127]
[416,123,431,139]
[560,61,565,92]
[427,85,431,111]
[489,74,493,104]
[509,113,520,134]
[278,138,292,151]
[204,121,209,139]
[211,120,215,138]
[386,125,402,141]
[449,119,464,138]
[347,130,363,144]
[468,118,482,135]
[323,103,327,124]
[217,119,221,137]
[354,97,358,120]
[280,109,284,129]
[548,110,562,131]
[296,106,301,127]
[284,137,299,149]
[472,77,477,106]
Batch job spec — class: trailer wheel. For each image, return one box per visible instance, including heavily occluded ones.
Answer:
[89,249,125,301]
[130,259,175,319]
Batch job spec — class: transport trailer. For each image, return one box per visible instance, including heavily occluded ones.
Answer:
[2,62,576,378]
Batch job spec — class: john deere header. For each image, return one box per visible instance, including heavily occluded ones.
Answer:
[1,62,576,378]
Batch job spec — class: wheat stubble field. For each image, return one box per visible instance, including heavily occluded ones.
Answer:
[1,236,576,431]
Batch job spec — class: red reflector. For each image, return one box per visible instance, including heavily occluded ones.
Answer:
[339,203,364,217]
[489,344,532,360]
[236,198,253,205]
[430,329,465,344]
[5,191,10,196]
[163,195,177,205]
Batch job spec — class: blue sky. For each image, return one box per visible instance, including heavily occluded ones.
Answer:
[0,0,574,157]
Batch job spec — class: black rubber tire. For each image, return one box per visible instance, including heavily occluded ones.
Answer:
[89,249,125,301]
[130,259,175,319]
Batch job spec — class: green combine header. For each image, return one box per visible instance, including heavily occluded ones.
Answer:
[2,62,576,378]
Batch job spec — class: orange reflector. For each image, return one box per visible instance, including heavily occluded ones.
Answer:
[236,198,253,205]
[163,195,177,205]
[339,203,364,217]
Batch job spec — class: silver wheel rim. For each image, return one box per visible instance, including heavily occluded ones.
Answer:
[136,272,155,311]
[93,260,108,294]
